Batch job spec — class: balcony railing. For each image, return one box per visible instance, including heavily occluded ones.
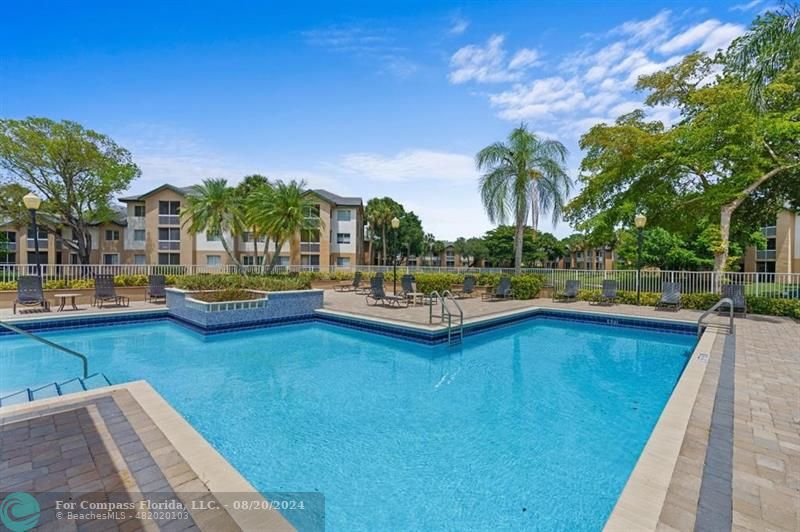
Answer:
[158,215,180,225]
[158,241,181,250]
[300,242,320,252]
[756,250,776,261]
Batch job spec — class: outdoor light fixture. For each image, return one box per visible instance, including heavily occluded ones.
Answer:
[635,213,647,305]
[23,193,44,279]
[391,217,400,294]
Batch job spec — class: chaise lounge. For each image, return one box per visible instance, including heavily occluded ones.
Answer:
[13,275,50,314]
[146,274,167,303]
[482,277,514,301]
[366,276,409,308]
[93,275,130,308]
[335,271,362,292]
[655,282,681,311]
[596,279,617,305]
[720,284,747,317]
[553,280,580,302]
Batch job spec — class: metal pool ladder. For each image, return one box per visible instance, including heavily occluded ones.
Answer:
[429,290,464,346]
[696,297,735,338]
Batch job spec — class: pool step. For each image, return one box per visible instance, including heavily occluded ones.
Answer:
[0,373,113,408]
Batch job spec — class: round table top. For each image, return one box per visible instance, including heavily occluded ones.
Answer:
[52,293,81,298]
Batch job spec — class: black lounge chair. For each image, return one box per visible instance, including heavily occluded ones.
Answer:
[720,284,747,317]
[400,274,415,295]
[93,275,130,308]
[13,276,49,314]
[455,275,477,298]
[335,271,362,292]
[655,282,681,311]
[554,280,580,302]
[482,277,514,301]
[146,275,166,303]
[366,276,408,308]
[358,272,382,295]
[596,280,617,305]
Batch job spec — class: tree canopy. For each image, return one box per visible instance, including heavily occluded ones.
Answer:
[565,52,799,271]
[0,117,141,263]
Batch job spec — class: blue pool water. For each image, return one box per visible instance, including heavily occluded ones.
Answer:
[0,317,694,530]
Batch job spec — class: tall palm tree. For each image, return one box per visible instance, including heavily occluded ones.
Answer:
[237,174,270,268]
[423,233,436,266]
[364,201,383,266]
[248,179,323,273]
[727,4,799,109]
[477,124,571,273]
[182,178,243,268]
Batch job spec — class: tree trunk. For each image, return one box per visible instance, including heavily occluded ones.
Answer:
[514,219,524,275]
[368,237,373,266]
[252,228,259,271]
[267,241,284,274]
[220,232,241,270]
[261,237,271,274]
[381,225,387,266]
[713,165,791,276]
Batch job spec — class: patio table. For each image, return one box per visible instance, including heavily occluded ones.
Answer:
[53,293,81,312]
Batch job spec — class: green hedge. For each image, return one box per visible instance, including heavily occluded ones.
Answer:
[174,274,311,291]
[575,289,800,319]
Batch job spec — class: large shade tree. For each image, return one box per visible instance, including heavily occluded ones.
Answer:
[477,124,571,273]
[0,118,140,263]
[566,52,799,272]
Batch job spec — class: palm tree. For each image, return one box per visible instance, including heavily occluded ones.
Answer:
[182,178,243,268]
[727,4,799,109]
[237,174,270,268]
[477,124,571,273]
[364,201,383,266]
[248,179,323,273]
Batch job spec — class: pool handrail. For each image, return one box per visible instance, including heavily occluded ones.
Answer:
[0,319,90,378]
[697,297,735,338]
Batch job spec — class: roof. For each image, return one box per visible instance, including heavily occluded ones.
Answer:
[311,189,362,207]
[118,183,193,202]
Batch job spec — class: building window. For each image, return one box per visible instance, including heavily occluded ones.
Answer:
[158,227,181,250]
[300,230,320,252]
[242,256,264,266]
[303,205,321,219]
[133,229,146,242]
[301,254,320,267]
[158,201,181,225]
[206,255,221,266]
[27,228,48,240]
[134,254,146,265]
[241,232,265,243]
[103,254,119,265]
[336,233,351,244]
[133,205,145,217]
[336,257,351,267]
[158,253,180,265]
[757,223,778,261]
[0,231,16,264]
[276,256,290,266]
[206,231,221,242]
[105,229,120,241]
[336,210,351,222]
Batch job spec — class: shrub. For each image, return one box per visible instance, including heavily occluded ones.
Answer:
[746,297,800,319]
[174,274,311,292]
[509,274,545,300]
[189,289,263,302]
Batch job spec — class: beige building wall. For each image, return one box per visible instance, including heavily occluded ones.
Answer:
[744,209,797,273]
[142,189,195,265]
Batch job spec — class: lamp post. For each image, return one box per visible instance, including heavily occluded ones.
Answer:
[23,193,43,280]
[634,213,647,305]
[391,216,400,294]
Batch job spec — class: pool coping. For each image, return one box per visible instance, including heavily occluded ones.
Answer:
[0,380,294,532]
[603,328,718,531]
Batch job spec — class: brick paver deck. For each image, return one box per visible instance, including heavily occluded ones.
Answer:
[0,389,241,531]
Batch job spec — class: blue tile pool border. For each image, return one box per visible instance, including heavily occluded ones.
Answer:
[1,306,697,343]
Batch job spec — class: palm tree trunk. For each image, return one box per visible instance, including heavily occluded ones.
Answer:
[261,237,271,274]
[252,228,259,270]
[514,213,525,275]
[220,233,241,270]
[381,225,387,266]
[368,238,373,266]
[268,240,284,274]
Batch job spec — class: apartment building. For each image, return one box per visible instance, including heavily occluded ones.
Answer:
[743,209,799,273]
[557,245,615,270]
[0,183,363,269]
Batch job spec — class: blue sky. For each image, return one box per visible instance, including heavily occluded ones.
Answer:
[1,0,765,239]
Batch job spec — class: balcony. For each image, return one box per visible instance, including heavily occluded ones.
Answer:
[756,249,776,261]
[300,242,320,253]
[0,242,17,251]
[158,241,181,251]
[158,215,180,225]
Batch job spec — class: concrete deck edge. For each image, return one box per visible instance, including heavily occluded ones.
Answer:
[3,307,168,324]
[603,329,718,531]
[0,380,294,532]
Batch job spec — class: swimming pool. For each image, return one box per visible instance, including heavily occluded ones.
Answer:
[0,315,695,530]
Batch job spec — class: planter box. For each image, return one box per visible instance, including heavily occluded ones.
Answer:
[166,288,324,329]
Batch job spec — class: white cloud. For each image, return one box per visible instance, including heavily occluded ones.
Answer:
[508,48,541,70]
[612,9,673,43]
[448,15,469,36]
[698,23,746,53]
[730,0,763,11]
[449,35,540,84]
[658,20,722,53]
[334,150,477,183]
[608,100,642,116]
